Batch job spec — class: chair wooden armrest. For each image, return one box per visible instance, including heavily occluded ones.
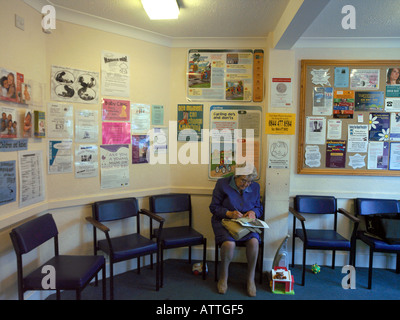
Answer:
[85,216,110,233]
[338,208,360,223]
[289,206,306,222]
[140,208,165,224]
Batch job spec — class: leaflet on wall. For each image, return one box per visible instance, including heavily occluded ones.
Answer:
[390,112,400,141]
[305,116,326,144]
[348,124,368,153]
[132,134,149,164]
[385,98,400,112]
[100,144,129,189]
[305,145,321,168]
[0,106,17,138]
[101,51,130,98]
[22,110,33,138]
[34,110,46,138]
[102,122,130,145]
[389,142,400,170]
[102,99,130,121]
[355,92,384,111]
[268,137,289,169]
[51,65,99,104]
[334,67,349,87]
[333,90,354,119]
[0,68,18,103]
[311,69,330,86]
[350,69,379,90]
[327,119,342,139]
[349,153,366,169]
[48,140,73,174]
[47,103,73,139]
[18,150,45,207]
[151,105,164,126]
[131,103,150,133]
[0,160,16,206]
[313,87,333,115]
[187,49,253,102]
[75,109,98,143]
[75,145,98,178]
[326,140,346,168]
[177,104,203,142]
[270,78,292,108]
[368,141,389,170]
[368,112,390,141]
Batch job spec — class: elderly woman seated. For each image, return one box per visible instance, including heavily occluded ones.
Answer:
[209,165,262,297]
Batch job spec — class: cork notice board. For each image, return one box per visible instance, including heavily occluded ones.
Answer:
[298,60,400,176]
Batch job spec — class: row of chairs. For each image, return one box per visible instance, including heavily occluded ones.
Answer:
[290,195,400,289]
[9,194,207,300]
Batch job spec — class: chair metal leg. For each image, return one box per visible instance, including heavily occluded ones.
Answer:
[102,265,107,300]
[214,242,219,282]
[291,234,296,268]
[160,248,164,288]
[110,262,114,300]
[396,254,400,274]
[368,247,373,289]
[301,244,306,286]
[202,238,207,280]
[156,249,160,291]
[189,246,192,264]
[137,257,141,274]
[332,250,336,269]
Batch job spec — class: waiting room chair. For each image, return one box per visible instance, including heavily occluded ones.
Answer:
[148,193,207,287]
[354,198,400,289]
[290,195,359,286]
[214,207,265,284]
[87,197,164,300]
[10,213,106,300]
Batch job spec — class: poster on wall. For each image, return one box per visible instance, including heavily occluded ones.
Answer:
[270,78,292,108]
[131,103,150,133]
[18,150,45,207]
[0,160,16,206]
[268,137,289,169]
[0,106,18,138]
[100,144,129,189]
[177,104,203,141]
[75,145,98,178]
[51,65,99,104]
[47,103,74,139]
[102,99,130,122]
[48,140,73,174]
[187,49,253,102]
[101,51,130,98]
[132,135,150,164]
[102,122,131,145]
[350,69,380,90]
[75,109,98,143]
[209,105,261,180]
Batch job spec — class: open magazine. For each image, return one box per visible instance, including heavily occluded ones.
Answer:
[231,217,269,229]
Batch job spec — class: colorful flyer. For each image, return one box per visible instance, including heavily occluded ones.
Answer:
[0,68,18,103]
[355,92,384,111]
[313,87,333,116]
[333,90,354,119]
[265,113,296,135]
[326,140,346,168]
[102,99,130,121]
[102,122,131,145]
[34,110,46,138]
[369,112,390,141]
[334,67,349,87]
[367,141,389,170]
[132,135,150,164]
[177,104,203,141]
[0,107,18,138]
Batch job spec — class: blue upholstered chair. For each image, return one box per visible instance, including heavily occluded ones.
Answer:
[290,195,359,286]
[354,198,400,289]
[87,197,164,300]
[10,213,106,300]
[148,194,207,287]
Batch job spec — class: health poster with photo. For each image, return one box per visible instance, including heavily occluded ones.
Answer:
[51,65,99,104]
[100,144,129,189]
[187,49,253,101]
[209,105,262,180]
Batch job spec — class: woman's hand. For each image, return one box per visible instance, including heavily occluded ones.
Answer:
[226,210,243,219]
[244,210,256,220]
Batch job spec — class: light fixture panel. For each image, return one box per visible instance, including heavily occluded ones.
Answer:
[141,0,180,20]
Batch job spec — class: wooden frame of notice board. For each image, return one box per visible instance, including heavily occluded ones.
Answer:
[298,59,400,176]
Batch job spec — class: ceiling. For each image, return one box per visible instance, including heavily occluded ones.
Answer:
[24,0,400,48]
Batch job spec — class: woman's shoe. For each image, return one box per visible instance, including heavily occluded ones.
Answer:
[217,279,228,294]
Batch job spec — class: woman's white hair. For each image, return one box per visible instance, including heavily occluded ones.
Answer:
[234,163,258,180]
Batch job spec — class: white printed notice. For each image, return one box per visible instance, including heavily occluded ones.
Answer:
[100,144,129,189]
[75,145,98,178]
[18,150,45,207]
[305,145,321,168]
[348,124,368,153]
[101,51,130,97]
[48,140,73,174]
[47,103,74,139]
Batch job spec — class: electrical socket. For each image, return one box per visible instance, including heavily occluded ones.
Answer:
[15,14,25,31]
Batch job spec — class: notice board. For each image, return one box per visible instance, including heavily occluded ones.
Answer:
[298,59,400,176]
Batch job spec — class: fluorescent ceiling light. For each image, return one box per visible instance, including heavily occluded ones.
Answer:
[141,0,180,20]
